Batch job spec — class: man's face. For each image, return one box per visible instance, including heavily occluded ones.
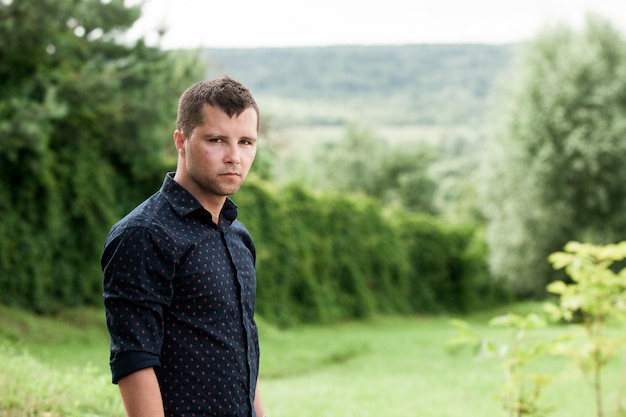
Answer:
[175,104,257,204]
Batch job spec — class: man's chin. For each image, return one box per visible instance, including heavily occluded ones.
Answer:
[219,184,243,196]
[219,179,245,195]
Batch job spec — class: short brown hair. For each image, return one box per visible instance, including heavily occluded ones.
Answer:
[176,76,260,138]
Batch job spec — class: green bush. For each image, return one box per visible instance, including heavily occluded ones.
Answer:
[235,177,502,327]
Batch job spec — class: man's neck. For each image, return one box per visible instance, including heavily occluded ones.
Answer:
[173,172,225,224]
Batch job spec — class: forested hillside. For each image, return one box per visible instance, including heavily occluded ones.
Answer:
[201,44,515,126]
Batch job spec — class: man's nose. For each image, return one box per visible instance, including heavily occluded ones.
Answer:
[224,143,241,164]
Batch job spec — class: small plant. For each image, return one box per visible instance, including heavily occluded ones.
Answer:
[450,241,626,417]
[546,241,626,417]
[449,312,559,417]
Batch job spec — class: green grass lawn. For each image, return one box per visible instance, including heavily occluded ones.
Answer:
[0,303,624,417]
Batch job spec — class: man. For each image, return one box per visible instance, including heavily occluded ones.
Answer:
[101,76,266,417]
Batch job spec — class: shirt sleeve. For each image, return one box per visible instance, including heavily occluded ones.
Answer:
[102,226,176,383]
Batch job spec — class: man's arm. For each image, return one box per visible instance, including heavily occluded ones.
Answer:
[254,384,266,417]
[118,367,165,417]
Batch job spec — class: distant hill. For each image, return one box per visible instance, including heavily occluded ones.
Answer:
[200,44,516,126]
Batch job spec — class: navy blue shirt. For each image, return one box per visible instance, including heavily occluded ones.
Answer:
[102,173,259,417]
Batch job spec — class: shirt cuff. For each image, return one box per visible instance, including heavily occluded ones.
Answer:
[110,351,161,384]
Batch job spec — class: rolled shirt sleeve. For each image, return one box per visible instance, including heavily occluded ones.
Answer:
[102,226,176,383]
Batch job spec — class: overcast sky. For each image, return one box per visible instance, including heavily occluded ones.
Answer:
[127,0,626,49]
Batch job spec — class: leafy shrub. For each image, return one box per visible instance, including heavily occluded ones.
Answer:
[236,178,500,326]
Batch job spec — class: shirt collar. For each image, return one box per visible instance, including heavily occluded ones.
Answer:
[160,172,238,223]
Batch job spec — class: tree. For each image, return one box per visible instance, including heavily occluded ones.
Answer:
[0,0,204,311]
[315,124,439,214]
[481,14,626,296]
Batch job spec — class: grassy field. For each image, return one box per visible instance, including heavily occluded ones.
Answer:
[0,303,624,417]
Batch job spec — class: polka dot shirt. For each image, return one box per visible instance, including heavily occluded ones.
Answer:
[102,173,259,417]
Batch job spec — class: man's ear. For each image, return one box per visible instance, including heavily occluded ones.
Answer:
[174,130,185,157]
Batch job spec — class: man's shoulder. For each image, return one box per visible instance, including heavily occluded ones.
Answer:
[124,191,167,224]
[227,219,256,256]
[107,191,172,240]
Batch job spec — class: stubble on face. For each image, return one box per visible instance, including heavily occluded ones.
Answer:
[188,155,244,198]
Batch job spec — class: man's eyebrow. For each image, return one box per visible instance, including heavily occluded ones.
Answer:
[201,132,225,138]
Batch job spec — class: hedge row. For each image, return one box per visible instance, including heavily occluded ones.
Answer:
[235,178,507,327]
